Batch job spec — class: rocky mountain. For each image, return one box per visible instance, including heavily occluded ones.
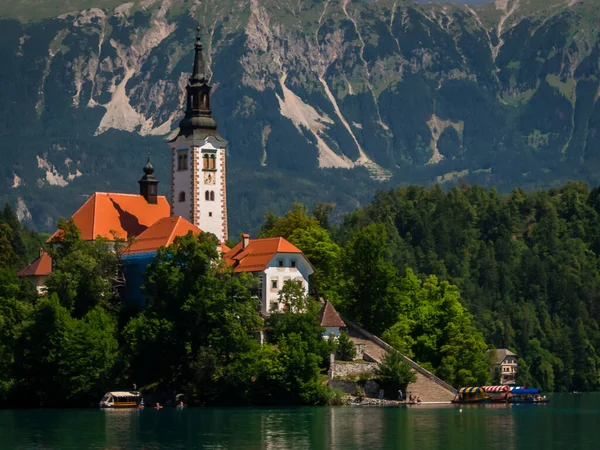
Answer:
[1,0,599,234]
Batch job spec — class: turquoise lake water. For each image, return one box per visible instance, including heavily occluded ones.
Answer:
[1,394,600,449]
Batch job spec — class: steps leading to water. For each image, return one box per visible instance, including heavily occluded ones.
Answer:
[343,318,457,403]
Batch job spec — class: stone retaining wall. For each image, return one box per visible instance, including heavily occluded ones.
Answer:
[333,361,377,378]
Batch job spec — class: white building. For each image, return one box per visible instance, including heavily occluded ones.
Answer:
[169,28,228,243]
[224,234,314,315]
[318,301,346,338]
[495,349,518,385]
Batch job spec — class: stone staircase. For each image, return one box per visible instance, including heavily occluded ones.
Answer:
[344,318,456,403]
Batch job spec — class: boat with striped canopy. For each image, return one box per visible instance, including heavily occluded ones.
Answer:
[482,385,511,403]
[451,387,491,404]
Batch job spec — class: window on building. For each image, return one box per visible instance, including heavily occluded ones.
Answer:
[271,279,278,289]
[178,192,186,202]
[203,154,209,169]
[278,260,284,267]
[177,152,188,171]
[210,191,215,201]
[208,212,212,217]
[210,155,216,169]
[205,190,209,201]
[291,260,296,268]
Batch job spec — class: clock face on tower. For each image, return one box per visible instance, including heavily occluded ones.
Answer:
[204,173,215,185]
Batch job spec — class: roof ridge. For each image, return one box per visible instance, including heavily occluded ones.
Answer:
[91,193,98,240]
[94,192,168,198]
[167,216,183,246]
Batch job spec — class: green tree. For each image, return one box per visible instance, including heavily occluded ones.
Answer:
[260,203,320,239]
[45,219,121,317]
[335,330,356,361]
[277,279,309,312]
[342,223,402,334]
[375,351,417,397]
[129,231,263,401]
[13,296,118,406]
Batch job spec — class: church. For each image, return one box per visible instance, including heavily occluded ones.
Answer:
[19,28,313,315]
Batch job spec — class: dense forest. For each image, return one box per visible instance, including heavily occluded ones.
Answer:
[333,182,600,392]
[1,181,600,407]
[262,181,600,392]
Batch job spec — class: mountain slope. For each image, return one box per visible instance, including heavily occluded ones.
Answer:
[0,0,599,233]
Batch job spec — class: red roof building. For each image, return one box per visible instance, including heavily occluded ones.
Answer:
[223,235,306,272]
[48,192,170,242]
[124,216,202,255]
[17,249,52,294]
[319,301,346,329]
[223,234,314,316]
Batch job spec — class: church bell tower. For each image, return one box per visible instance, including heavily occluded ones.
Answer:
[169,27,228,242]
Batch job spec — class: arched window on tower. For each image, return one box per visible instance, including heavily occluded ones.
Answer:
[178,192,186,203]
[203,154,209,170]
[210,191,215,201]
[209,155,216,170]
[205,190,210,201]
[178,151,188,171]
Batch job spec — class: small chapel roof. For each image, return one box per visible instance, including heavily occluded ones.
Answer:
[124,216,202,255]
[223,236,307,272]
[48,192,170,242]
[318,301,345,328]
[18,251,52,277]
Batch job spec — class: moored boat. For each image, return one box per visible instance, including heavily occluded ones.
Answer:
[483,385,511,403]
[452,387,492,404]
[99,391,141,408]
[508,386,549,404]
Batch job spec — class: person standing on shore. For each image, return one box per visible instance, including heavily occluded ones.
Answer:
[398,389,404,401]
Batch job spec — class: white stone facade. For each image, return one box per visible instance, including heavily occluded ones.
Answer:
[260,253,312,315]
[169,136,228,243]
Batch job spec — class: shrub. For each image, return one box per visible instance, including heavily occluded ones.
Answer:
[336,330,356,361]
[375,351,416,391]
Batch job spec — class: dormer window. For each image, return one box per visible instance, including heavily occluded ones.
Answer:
[278,260,284,267]
[291,260,296,268]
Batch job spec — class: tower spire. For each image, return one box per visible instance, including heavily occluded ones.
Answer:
[191,26,206,84]
[176,25,219,140]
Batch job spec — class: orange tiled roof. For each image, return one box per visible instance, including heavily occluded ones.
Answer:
[48,192,170,242]
[223,236,303,272]
[319,301,345,328]
[124,216,202,254]
[18,251,52,277]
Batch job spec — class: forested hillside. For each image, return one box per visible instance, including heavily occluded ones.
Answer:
[260,181,600,392]
[2,181,600,407]
[333,182,600,391]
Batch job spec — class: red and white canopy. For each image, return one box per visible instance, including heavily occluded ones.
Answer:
[482,385,510,393]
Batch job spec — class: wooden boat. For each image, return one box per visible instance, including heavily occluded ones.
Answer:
[99,391,141,408]
[483,385,511,403]
[451,387,492,404]
[508,387,550,404]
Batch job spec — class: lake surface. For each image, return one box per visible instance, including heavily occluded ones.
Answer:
[1,394,600,449]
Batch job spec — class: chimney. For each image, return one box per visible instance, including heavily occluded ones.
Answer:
[242,233,250,249]
[39,247,44,258]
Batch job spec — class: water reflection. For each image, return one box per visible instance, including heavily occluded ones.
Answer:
[1,395,599,449]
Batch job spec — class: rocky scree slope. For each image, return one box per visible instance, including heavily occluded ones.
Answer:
[1,0,599,233]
